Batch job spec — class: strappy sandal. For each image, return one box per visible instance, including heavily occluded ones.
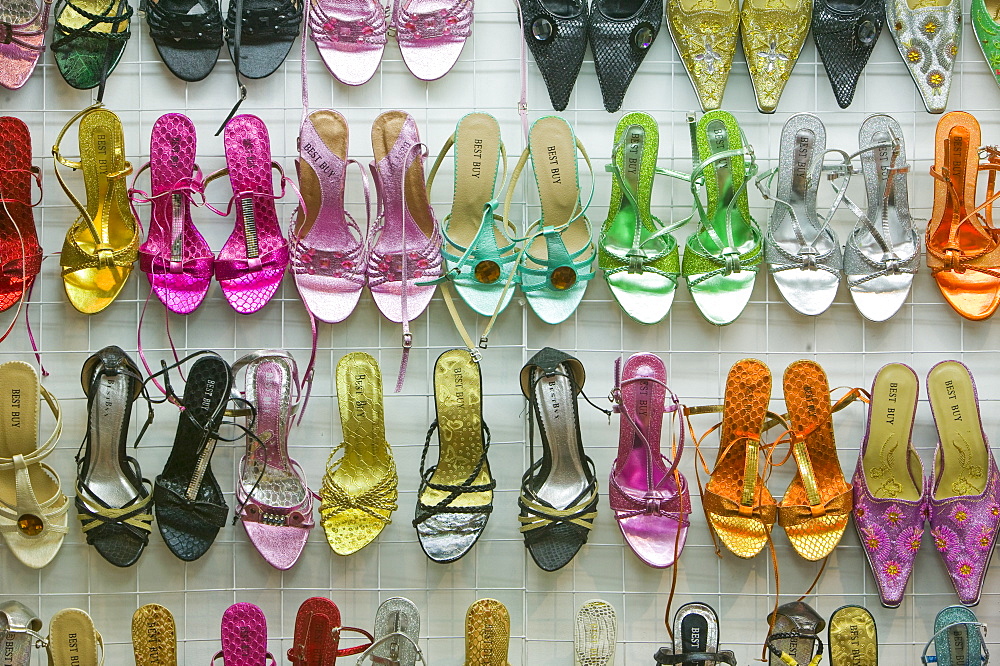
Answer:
[600,112,684,325]
[75,345,155,567]
[320,352,398,556]
[502,115,595,325]
[926,111,1000,320]
[0,0,52,89]
[0,361,67,569]
[131,112,214,315]
[152,351,233,561]
[393,0,473,81]
[828,605,877,666]
[0,600,44,666]
[233,350,314,570]
[609,352,690,569]
[51,0,131,90]
[0,117,42,332]
[922,606,988,666]
[841,114,919,321]
[654,602,736,666]
[225,0,301,78]
[766,602,824,666]
[47,608,104,666]
[463,599,509,666]
[308,0,387,86]
[574,600,616,666]
[132,603,177,666]
[518,347,599,572]
[678,110,762,326]
[215,603,275,666]
[355,597,425,666]
[287,597,374,665]
[142,0,223,81]
[55,104,139,315]
[414,348,494,563]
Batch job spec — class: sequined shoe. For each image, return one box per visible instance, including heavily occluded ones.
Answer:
[926,361,1000,606]
[517,0,588,111]
[667,0,739,111]
[0,0,51,89]
[886,0,960,113]
[740,0,811,113]
[853,363,925,608]
[973,0,1000,91]
[812,0,883,108]
[588,0,661,112]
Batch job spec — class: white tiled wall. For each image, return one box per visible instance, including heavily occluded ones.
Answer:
[4,0,1000,662]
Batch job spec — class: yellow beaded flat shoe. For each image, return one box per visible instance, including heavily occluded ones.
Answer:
[741,0,812,113]
[667,0,740,110]
[319,351,398,555]
[55,103,138,314]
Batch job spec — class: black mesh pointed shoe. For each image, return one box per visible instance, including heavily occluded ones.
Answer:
[812,0,883,108]
[518,0,588,112]
[589,0,660,112]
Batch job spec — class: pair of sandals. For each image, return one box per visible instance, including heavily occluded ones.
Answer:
[0,603,104,666]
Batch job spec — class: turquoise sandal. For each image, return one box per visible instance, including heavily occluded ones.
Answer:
[921,606,988,666]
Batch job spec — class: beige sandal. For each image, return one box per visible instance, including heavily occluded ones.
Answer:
[47,608,104,666]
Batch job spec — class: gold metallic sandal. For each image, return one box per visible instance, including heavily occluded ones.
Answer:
[320,352,398,556]
[132,604,177,666]
[55,103,138,314]
[464,599,510,666]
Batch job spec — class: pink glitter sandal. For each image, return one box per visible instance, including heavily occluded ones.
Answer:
[210,115,291,314]
[213,603,276,666]
[0,0,52,89]
[131,113,213,315]
[392,0,472,81]
[309,0,387,86]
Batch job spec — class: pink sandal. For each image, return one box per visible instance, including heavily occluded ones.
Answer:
[393,0,473,81]
[132,113,213,315]
[309,0,387,86]
[0,0,51,89]
[212,115,291,314]
[609,352,691,568]
[214,603,276,666]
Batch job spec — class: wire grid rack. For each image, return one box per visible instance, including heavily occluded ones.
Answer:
[3,0,1000,663]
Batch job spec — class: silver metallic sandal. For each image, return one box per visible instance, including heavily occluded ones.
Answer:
[355,597,426,666]
[0,601,44,666]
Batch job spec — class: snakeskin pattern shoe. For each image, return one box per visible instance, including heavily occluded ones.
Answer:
[518,0,588,111]
[812,0,883,108]
[741,0,812,113]
[886,0,960,113]
[589,0,660,112]
[667,0,739,111]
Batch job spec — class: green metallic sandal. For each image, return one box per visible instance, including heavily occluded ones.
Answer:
[973,0,1000,88]
[680,110,762,326]
[599,112,687,325]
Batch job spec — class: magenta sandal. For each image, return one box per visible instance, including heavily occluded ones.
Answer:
[131,113,213,315]
[233,350,314,570]
[609,352,691,568]
[368,111,442,392]
[309,0,387,86]
[852,363,925,608]
[214,603,276,666]
[213,115,291,314]
[0,0,51,89]
[393,0,472,81]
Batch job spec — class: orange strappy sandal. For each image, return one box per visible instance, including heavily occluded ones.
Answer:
[927,111,1000,320]
[778,360,853,561]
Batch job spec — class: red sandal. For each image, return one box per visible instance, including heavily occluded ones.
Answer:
[287,597,374,665]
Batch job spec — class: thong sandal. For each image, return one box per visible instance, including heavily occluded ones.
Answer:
[0,600,44,666]
[766,602,824,666]
[0,0,51,89]
[55,105,139,315]
[828,605,877,666]
[47,608,104,666]
[320,352,398,556]
[355,597,424,666]
[464,599,509,666]
[51,0,132,90]
[132,603,177,666]
[654,602,736,666]
[287,597,373,665]
[215,603,275,666]
[574,600,616,666]
[922,606,988,666]
[0,116,43,330]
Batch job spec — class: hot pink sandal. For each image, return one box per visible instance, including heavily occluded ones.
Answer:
[232,350,314,570]
[0,0,52,89]
[609,352,691,568]
[211,115,291,314]
[392,0,472,81]
[214,603,276,666]
[131,113,213,315]
[309,0,387,86]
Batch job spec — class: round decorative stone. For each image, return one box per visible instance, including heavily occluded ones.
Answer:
[550,266,577,290]
[474,260,501,284]
[531,16,554,42]
[857,20,876,45]
[17,513,42,536]
[633,24,654,49]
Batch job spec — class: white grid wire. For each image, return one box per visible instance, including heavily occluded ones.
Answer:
[3,0,1000,662]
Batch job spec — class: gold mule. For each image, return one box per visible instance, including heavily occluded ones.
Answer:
[741,0,813,113]
[668,0,740,110]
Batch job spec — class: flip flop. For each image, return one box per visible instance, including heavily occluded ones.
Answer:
[215,603,275,666]
[287,597,373,665]
[922,606,987,666]
[654,602,736,666]
[574,600,616,666]
[132,603,177,666]
[828,605,877,666]
[766,602,824,666]
[356,597,424,666]
[47,608,104,666]
[464,599,510,666]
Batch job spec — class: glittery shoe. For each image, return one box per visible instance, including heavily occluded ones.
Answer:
[0,601,44,666]
[973,0,1000,91]
[812,0,883,108]
[852,363,925,608]
[464,599,510,666]
[588,0,660,112]
[667,0,739,111]
[132,603,177,666]
[393,0,473,81]
[886,0,960,113]
[309,0,387,86]
[214,603,275,666]
[922,606,987,665]
[926,361,1000,606]
[740,0,812,113]
[0,0,51,89]
[518,0,588,111]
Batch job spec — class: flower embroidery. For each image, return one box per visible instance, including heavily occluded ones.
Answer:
[927,71,945,88]
[957,560,976,579]
[862,525,886,552]
[905,526,923,553]
[693,36,721,74]
[883,505,904,525]
[978,525,995,550]
[884,560,901,578]
[923,19,938,35]
[932,526,957,553]
[950,504,970,523]
[906,47,922,63]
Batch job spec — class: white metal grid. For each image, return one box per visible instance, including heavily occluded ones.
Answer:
[3,0,1000,662]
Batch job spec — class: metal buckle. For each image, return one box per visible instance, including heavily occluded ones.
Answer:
[402,333,412,348]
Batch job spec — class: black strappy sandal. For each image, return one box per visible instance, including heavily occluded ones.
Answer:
[142,0,224,82]
[51,0,132,91]
[75,345,155,568]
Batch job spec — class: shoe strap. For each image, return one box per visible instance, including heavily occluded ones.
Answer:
[610,366,685,482]
[839,132,910,258]
[765,632,823,666]
[518,461,598,532]
[141,0,224,46]
[921,622,989,665]
[320,441,398,524]
[76,476,154,537]
[513,0,528,140]
[0,0,53,51]
[0,383,62,470]
[0,162,43,346]
[927,150,1000,275]
[413,419,495,526]
[355,631,427,665]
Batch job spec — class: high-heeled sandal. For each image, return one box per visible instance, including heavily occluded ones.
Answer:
[75,345,155,567]
[0,361,67,569]
[926,112,1000,320]
[308,0,387,86]
[51,0,131,90]
[132,603,177,666]
[0,600,44,666]
[0,0,52,89]
[214,603,275,666]
[502,115,595,325]
[518,347,599,572]
[232,350,314,570]
[355,597,424,666]
[47,608,104,666]
[55,104,139,315]
[287,597,373,665]
[0,116,42,332]
[392,0,473,81]
[320,351,398,555]
[142,0,223,82]
[609,352,690,568]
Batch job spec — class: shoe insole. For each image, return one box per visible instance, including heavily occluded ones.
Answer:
[908,0,950,10]
[599,0,642,18]
[934,125,991,254]
[132,603,177,666]
[990,0,1000,21]
[333,352,391,504]
[701,118,753,254]
[574,600,615,666]
[862,364,921,501]
[371,111,436,246]
[0,0,36,31]
[57,0,129,35]
[856,129,911,263]
[423,350,491,511]
[772,123,835,257]
[678,611,713,666]
[828,606,877,666]
[370,597,420,666]
[538,0,581,16]
[464,599,509,666]
[617,362,669,495]
[449,113,503,248]
[606,122,664,255]
[295,110,349,244]
[48,609,101,666]
[531,365,586,510]
[0,362,59,513]
[928,362,990,500]
[82,370,138,507]
[680,0,733,12]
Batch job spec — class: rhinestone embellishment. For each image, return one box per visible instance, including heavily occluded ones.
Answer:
[474,260,501,284]
[17,513,42,536]
[633,23,654,50]
[531,16,554,41]
[857,19,877,45]
[550,266,577,290]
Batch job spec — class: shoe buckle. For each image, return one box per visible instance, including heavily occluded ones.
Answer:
[626,249,646,274]
[944,248,964,272]
[797,246,818,270]
[469,347,483,363]
[402,332,412,348]
[721,248,741,275]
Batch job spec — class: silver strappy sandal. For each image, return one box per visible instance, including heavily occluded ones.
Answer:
[0,601,44,666]
[355,597,427,666]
